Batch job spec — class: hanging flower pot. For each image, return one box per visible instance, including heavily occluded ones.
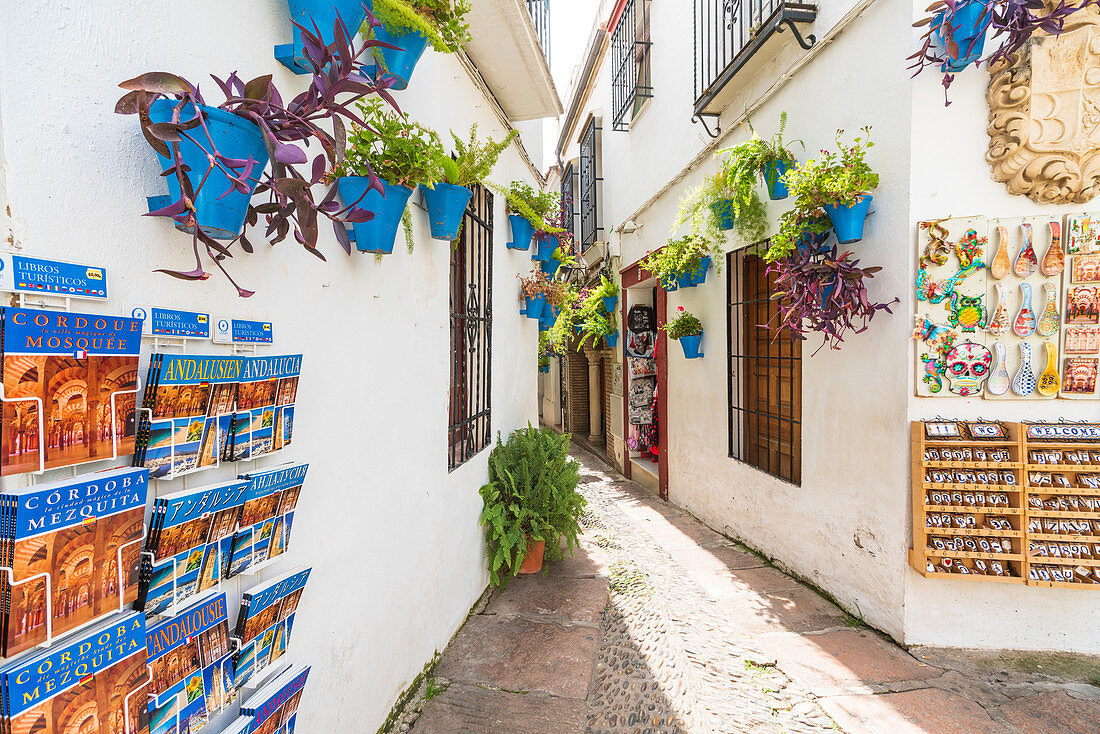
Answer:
[147,100,269,240]
[337,176,413,254]
[762,160,791,200]
[662,277,679,292]
[540,258,561,277]
[573,324,583,335]
[535,233,558,262]
[691,256,712,286]
[605,330,619,349]
[709,199,736,231]
[538,320,550,332]
[678,334,704,359]
[507,214,535,251]
[275,0,373,74]
[540,312,556,331]
[602,295,618,312]
[675,270,696,289]
[523,294,546,320]
[420,182,473,241]
[518,538,545,574]
[538,364,549,373]
[368,23,429,90]
[932,0,991,73]
[823,195,873,245]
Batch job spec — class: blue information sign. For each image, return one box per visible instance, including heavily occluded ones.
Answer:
[130,304,211,338]
[213,317,274,344]
[0,253,107,300]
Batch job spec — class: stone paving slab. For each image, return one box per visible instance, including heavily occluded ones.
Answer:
[717,584,851,635]
[759,629,942,697]
[998,690,1100,733]
[435,615,599,699]
[819,688,1009,733]
[484,575,609,625]
[548,539,610,579]
[409,683,589,733]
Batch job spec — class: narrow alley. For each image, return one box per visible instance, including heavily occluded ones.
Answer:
[403,448,1100,733]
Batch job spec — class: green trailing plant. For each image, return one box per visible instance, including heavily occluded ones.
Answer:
[640,235,709,289]
[497,182,563,231]
[765,209,832,263]
[783,127,878,209]
[591,274,618,301]
[662,305,703,340]
[479,425,585,586]
[334,98,440,187]
[538,331,557,368]
[577,310,616,350]
[430,124,518,188]
[372,0,472,53]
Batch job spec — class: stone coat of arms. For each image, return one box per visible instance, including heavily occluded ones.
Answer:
[988,5,1100,203]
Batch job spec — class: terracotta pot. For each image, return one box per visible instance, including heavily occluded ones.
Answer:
[518,538,546,574]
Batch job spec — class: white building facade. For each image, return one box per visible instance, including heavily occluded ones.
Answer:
[0,0,559,730]
[549,0,1100,653]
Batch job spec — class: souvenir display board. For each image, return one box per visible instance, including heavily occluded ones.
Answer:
[911,420,1100,587]
[910,420,1025,581]
[914,214,1098,400]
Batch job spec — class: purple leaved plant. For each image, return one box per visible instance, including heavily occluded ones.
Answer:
[910,0,1096,105]
[116,7,401,296]
[765,244,898,353]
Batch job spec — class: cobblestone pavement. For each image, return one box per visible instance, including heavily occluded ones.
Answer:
[406,448,1100,733]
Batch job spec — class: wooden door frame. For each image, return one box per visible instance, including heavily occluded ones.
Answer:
[620,256,669,500]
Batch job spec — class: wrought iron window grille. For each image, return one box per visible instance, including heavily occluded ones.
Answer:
[693,0,817,138]
[578,119,603,251]
[727,249,802,485]
[610,0,653,132]
[448,185,494,471]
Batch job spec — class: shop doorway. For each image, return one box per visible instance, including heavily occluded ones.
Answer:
[620,261,668,500]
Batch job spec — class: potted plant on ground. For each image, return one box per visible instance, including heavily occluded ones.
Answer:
[765,243,898,353]
[663,305,704,359]
[368,0,471,89]
[718,113,802,201]
[332,98,440,254]
[423,124,517,241]
[909,0,1092,104]
[479,425,585,584]
[117,16,391,296]
[640,235,712,291]
[519,269,552,319]
[783,127,878,245]
[500,182,562,253]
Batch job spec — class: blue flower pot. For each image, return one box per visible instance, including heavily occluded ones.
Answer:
[691,256,711,286]
[679,334,703,359]
[540,312,556,330]
[538,320,550,332]
[933,0,991,73]
[675,271,696,289]
[540,259,561,277]
[573,324,583,334]
[369,24,429,90]
[662,277,679,292]
[535,233,557,262]
[147,100,269,240]
[823,195,873,244]
[762,160,791,200]
[337,176,413,254]
[538,365,549,373]
[710,199,736,231]
[276,0,373,74]
[602,295,617,312]
[420,182,472,241]
[524,294,546,320]
[605,330,619,349]
[507,214,535,251]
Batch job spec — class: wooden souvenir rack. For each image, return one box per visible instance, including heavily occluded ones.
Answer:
[911,420,1100,587]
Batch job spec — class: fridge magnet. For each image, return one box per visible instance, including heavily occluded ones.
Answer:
[1067,286,1100,324]
[1063,358,1098,394]
[948,292,987,332]
[1073,254,1100,283]
[944,341,993,396]
[1065,325,1100,354]
[1067,214,1100,255]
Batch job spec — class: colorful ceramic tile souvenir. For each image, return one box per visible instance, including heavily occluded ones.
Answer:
[1063,358,1098,394]
[1072,253,1100,283]
[1013,342,1036,396]
[1015,282,1037,336]
[991,225,1011,279]
[1038,342,1061,396]
[987,342,1011,395]
[1065,325,1100,354]
[1067,214,1100,255]
[1015,222,1038,277]
[944,341,993,396]
[1066,286,1100,325]
[1037,282,1060,336]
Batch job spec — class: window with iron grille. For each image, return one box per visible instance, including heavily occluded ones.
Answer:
[561,162,577,244]
[448,185,493,471]
[727,250,801,485]
[578,120,601,250]
[610,0,653,131]
[526,0,551,65]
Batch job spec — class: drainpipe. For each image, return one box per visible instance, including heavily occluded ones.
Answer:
[584,349,603,443]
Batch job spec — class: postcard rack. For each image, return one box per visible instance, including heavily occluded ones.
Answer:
[912,420,1100,587]
[910,420,1026,582]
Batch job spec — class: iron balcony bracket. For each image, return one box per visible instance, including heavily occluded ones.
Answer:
[777,18,816,50]
[692,112,722,139]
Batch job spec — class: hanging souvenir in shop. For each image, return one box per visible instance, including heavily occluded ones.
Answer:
[627,304,656,333]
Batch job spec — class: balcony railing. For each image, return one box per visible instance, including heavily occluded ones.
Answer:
[693,0,816,134]
[526,0,551,65]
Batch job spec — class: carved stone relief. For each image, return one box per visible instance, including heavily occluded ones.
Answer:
[987,6,1100,203]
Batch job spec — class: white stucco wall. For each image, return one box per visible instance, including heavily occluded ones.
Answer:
[557,0,1099,652]
[0,1,542,729]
